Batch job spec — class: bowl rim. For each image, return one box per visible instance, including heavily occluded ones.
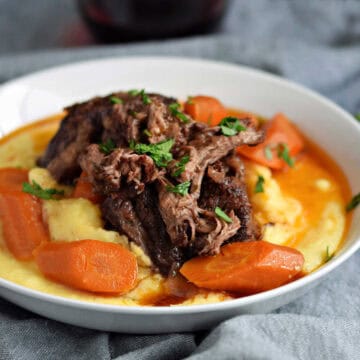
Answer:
[0,55,359,315]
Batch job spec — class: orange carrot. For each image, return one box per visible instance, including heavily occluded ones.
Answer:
[72,172,102,204]
[184,96,227,126]
[0,192,49,260]
[237,113,305,170]
[180,241,304,294]
[35,240,138,294]
[0,168,29,193]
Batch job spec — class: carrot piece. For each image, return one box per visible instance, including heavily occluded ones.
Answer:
[184,96,227,126]
[180,241,304,294]
[237,113,305,170]
[72,172,102,204]
[0,192,49,260]
[35,240,138,294]
[0,168,29,193]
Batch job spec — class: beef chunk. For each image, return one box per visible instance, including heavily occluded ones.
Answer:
[79,144,163,195]
[133,186,184,275]
[199,156,261,244]
[40,90,265,276]
[39,92,182,184]
[157,119,263,252]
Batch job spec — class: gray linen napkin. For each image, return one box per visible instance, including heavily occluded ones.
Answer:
[1,1,360,359]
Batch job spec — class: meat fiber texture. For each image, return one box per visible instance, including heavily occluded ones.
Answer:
[39,92,264,275]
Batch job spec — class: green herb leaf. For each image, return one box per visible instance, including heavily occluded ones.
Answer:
[169,102,190,123]
[219,117,247,136]
[130,138,174,167]
[215,206,233,223]
[166,181,191,196]
[128,89,152,104]
[346,192,360,212]
[22,181,64,200]
[109,96,123,104]
[325,246,334,262]
[355,113,360,122]
[129,110,138,117]
[255,175,265,193]
[143,129,152,137]
[187,96,194,105]
[264,145,273,160]
[99,139,116,155]
[172,155,190,177]
[277,143,295,167]
[140,89,152,105]
[128,89,140,96]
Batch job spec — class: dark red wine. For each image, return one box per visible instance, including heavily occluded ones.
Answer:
[78,0,228,43]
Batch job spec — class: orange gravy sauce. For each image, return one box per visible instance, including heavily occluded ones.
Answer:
[273,136,352,250]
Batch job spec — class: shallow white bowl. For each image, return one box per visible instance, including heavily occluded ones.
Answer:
[0,57,359,333]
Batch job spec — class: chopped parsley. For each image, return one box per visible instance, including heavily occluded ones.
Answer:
[219,117,247,136]
[172,155,190,177]
[23,181,64,200]
[187,96,194,105]
[128,89,140,96]
[277,143,295,167]
[99,139,116,155]
[128,89,152,105]
[129,110,138,117]
[130,138,174,167]
[255,175,265,193]
[166,181,191,196]
[346,192,360,212]
[109,96,123,104]
[169,102,190,123]
[264,145,273,160]
[325,246,334,262]
[143,129,152,137]
[215,206,232,223]
[355,113,360,122]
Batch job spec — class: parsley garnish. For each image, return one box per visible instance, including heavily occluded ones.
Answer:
[128,89,152,105]
[264,145,273,160]
[325,246,334,262]
[346,192,360,212]
[130,138,174,167]
[255,175,265,193]
[169,103,190,123]
[99,139,116,155]
[187,96,194,105]
[23,181,64,200]
[143,129,152,137]
[128,89,140,96]
[215,207,233,223]
[109,96,123,104]
[355,113,360,122]
[140,89,152,105]
[166,181,191,196]
[129,110,138,117]
[219,117,247,136]
[277,143,295,167]
[172,155,190,177]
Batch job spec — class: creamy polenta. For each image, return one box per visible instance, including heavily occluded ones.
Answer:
[0,115,350,306]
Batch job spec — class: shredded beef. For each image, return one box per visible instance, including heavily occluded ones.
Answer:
[39,91,264,275]
[79,144,163,195]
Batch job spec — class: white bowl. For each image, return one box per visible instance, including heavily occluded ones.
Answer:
[0,57,359,333]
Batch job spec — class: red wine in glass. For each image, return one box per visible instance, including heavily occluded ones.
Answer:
[78,0,228,43]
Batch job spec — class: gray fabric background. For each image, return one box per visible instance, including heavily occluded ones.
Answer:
[0,0,360,359]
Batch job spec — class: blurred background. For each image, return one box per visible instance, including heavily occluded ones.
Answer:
[1,0,359,55]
